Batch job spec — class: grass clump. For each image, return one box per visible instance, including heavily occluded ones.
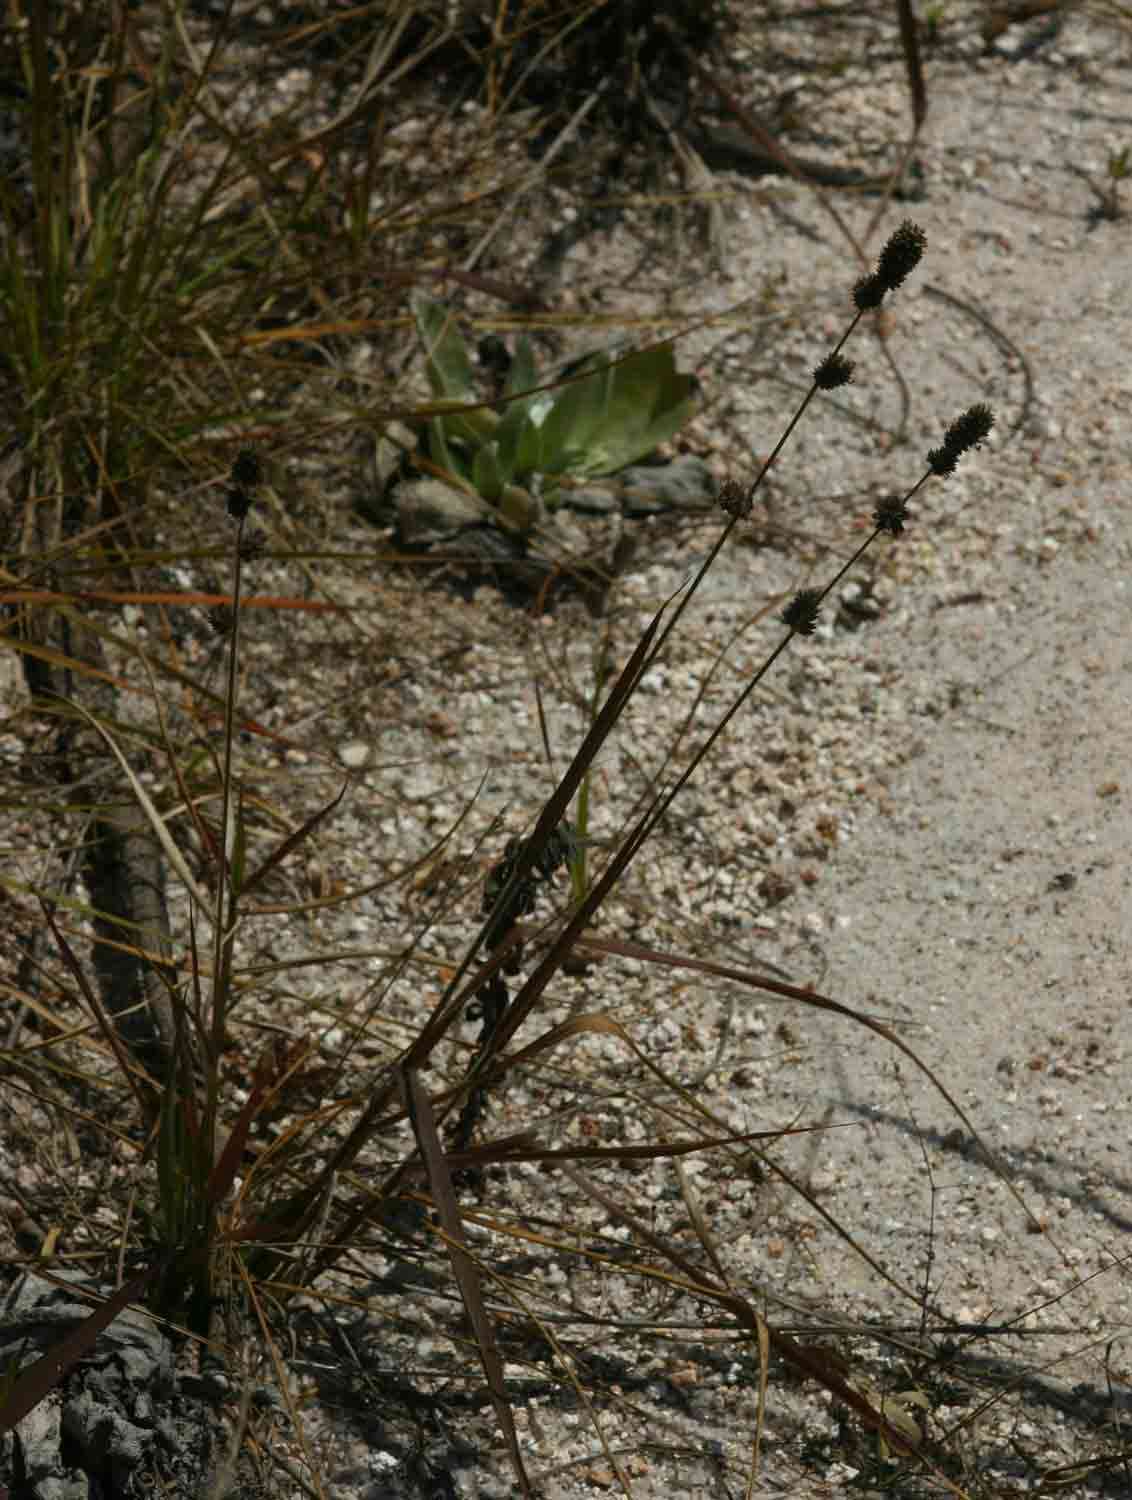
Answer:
[2,190,1000,1493]
[0,6,1116,1500]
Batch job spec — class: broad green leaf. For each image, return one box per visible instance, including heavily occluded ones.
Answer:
[496,389,540,481]
[536,356,613,476]
[558,343,698,478]
[494,407,520,486]
[428,419,474,487]
[412,293,475,402]
[495,335,542,481]
[412,294,497,445]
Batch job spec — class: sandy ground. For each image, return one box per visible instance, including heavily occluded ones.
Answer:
[754,519,1132,1396]
[744,5,1132,1378]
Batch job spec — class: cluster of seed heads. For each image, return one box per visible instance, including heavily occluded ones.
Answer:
[717,222,994,641]
[481,821,583,954]
[458,823,584,1156]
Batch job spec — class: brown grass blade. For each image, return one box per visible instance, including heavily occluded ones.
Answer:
[206,1038,311,1207]
[65,698,217,922]
[238,782,347,899]
[494,1004,928,1310]
[445,1117,825,1169]
[0,587,347,612]
[672,1153,731,1289]
[401,1067,533,1497]
[401,590,674,1077]
[39,900,155,1121]
[567,930,1032,1213]
[556,933,1056,1280]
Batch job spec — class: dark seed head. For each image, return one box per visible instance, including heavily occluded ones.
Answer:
[226,486,252,521]
[718,478,752,519]
[208,604,235,637]
[231,449,262,490]
[873,497,908,536]
[944,403,995,453]
[781,588,823,637]
[852,273,886,312]
[853,222,927,312]
[875,220,927,293]
[927,403,995,477]
[813,352,855,391]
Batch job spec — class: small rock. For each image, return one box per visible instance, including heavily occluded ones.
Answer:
[340,739,370,769]
[616,455,717,515]
[0,1269,222,1499]
[393,478,488,545]
[560,483,619,514]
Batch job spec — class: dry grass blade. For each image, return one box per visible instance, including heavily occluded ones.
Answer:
[64,699,216,923]
[666,1154,769,1495]
[475,1004,929,1307]
[234,1263,328,1500]
[401,1066,533,1498]
[747,1312,770,1500]
[446,1115,823,1169]
[671,1151,730,1289]
[0,627,123,693]
[237,782,347,900]
[36,899,157,1121]
[396,587,675,1083]
[207,1038,311,1211]
[0,588,347,613]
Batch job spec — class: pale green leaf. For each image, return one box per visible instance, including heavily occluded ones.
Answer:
[536,343,697,479]
[412,293,475,402]
[503,334,538,401]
